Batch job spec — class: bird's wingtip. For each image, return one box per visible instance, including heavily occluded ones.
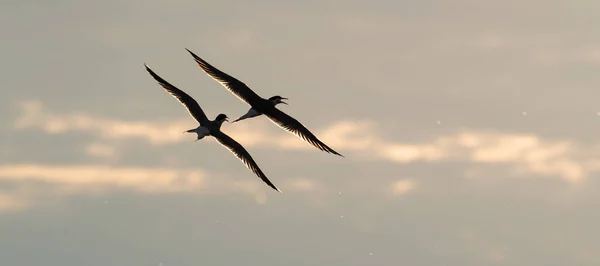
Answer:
[269,184,282,193]
[185,48,202,60]
[329,149,345,158]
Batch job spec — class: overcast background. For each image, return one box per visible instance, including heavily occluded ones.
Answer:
[1,0,600,265]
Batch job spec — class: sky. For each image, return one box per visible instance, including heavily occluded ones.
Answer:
[1,0,600,265]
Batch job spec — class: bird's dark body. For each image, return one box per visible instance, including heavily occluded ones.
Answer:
[252,100,273,114]
[185,48,344,157]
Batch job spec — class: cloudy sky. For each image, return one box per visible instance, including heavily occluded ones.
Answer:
[2,0,600,265]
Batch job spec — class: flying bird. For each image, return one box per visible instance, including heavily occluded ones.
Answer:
[230,95,288,123]
[185,48,344,157]
[144,63,281,193]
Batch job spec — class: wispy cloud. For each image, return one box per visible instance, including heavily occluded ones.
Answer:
[288,178,318,192]
[0,161,358,213]
[0,164,207,193]
[384,132,596,183]
[391,179,416,196]
[13,100,380,151]
[13,100,600,183]
[14,101,189,145]
[85,142,117,158]
[0,192,29,213]
[0,163,322,212]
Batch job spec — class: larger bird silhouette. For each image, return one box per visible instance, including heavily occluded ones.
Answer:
[144,64,281,193]
[185,48,344,158]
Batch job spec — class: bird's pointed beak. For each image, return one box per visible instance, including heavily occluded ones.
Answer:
[282,97,289,105]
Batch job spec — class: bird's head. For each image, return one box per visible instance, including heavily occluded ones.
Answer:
[268,95,288,105]
[215,113,229,124]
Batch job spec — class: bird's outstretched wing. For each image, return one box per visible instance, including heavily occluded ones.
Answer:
[185,48,263,105]
[264,108,344,157]
[211,130,282,193]
[144,64,210,125]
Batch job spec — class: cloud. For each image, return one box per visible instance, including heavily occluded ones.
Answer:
[391,179,416,196]
[0,164,207,194]
[85,142,117,158]
[0,163,314,212]
[288,178,318,192]
[0,162,352,213]
[13,100,600,183]
[13,100,380,152]
[381,131,596,183]
[0,192,29,213]
[14,101,189,145]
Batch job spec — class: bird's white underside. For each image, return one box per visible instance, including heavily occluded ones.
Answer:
[234,108,261,122]
[195,126,210,139]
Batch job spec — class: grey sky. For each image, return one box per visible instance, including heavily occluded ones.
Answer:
[1,0,600,265]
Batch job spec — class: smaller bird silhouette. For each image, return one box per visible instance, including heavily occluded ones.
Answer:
[144,64,281,193]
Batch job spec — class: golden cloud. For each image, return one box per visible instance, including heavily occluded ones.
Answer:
[0,164,207,193]
[0,193,29,213]
[14,100,600,183]
[0,163,305,212]
[391,179,416,196]
[85,142,117,158]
